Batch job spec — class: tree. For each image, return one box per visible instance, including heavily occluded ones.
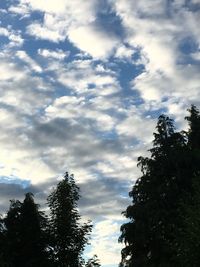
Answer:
[174,105,200,266]
[185,105,200,149]
[119,112,197,266]
[19,192,51,266]
[3,193,50,267]
[0,215,10,267]
[3,199,23,267]
[175,176,200,267]
[47,172,92,266]
[85,255,101,267]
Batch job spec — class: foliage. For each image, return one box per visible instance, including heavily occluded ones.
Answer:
[175,105,200,266]
[0,173,93,267]
[85,255,101,267]
[119,106,200,267]
[0,215,10,267]
[2,193,50,267]
[47,172,92,266]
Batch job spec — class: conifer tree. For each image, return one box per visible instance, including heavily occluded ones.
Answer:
[85,255,101,267]
[47,172,92,267]
[175,105,200,266]
[3,199,23,267]
[119,114,191,266]
[185,105,200,149]
[19,192,50,266]
[3,193,50,267]
[0,215,10,267]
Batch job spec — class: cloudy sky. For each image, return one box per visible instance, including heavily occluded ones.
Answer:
[0,0,200,266]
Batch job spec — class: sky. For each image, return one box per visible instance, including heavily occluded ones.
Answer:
[0,0,200,266]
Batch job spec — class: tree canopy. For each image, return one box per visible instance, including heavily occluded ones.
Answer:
[0,173,94,267]
[47,172,92,266]
[1,193,49,267]
[85,255,101,267]
[119,105,200,267]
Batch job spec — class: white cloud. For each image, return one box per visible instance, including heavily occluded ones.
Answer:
[8,33,24,47]
[191,51,200,61]
[0,26,24,47]
[56,59,120,95]
[68,25,118,59]
[0,147,55,184]
[87,219,123,265]
[116,111,155,143]
[21,0,97,23]
[27,22,66,43]
[0,55,130,189]
[20,0,119,59]
[0,57,55,184]
[21,0,68,14]
[112,0,200,116]
[9,3,30,17]
[115,44,134,59]
[38,48,69,60]
[0,27,9,36]
[45,95,116,132]
[132,70,172,101]
[0,60,26,81]
[19,0,96,22]
[17,50,42,72]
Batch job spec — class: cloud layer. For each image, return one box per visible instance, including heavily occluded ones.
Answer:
[1,0,200,265]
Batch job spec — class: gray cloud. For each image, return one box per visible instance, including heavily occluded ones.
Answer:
[79,177,131,219]
[0,182,44,213]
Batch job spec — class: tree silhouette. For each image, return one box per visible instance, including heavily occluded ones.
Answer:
[47,172,92,266]
[3,199,23,267]
[2,193,50,267]
[85,255,101,267]
[186,105,200,149]
[0,173,97,266]
[175,105,200,266]
[119,107,200,266]
[19,192,50,266]
[0,215,10,267]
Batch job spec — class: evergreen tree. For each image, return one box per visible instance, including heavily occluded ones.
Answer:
[47,172,92,267]
[119,114,194,266]
[0,215,10,267]
[3,193,50,267]
[185,105,200,149]
[175,105,200,266]
[175,176,200,267]
[3,199,23,267]
[85,255,101,267]
[19,192,50,266]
